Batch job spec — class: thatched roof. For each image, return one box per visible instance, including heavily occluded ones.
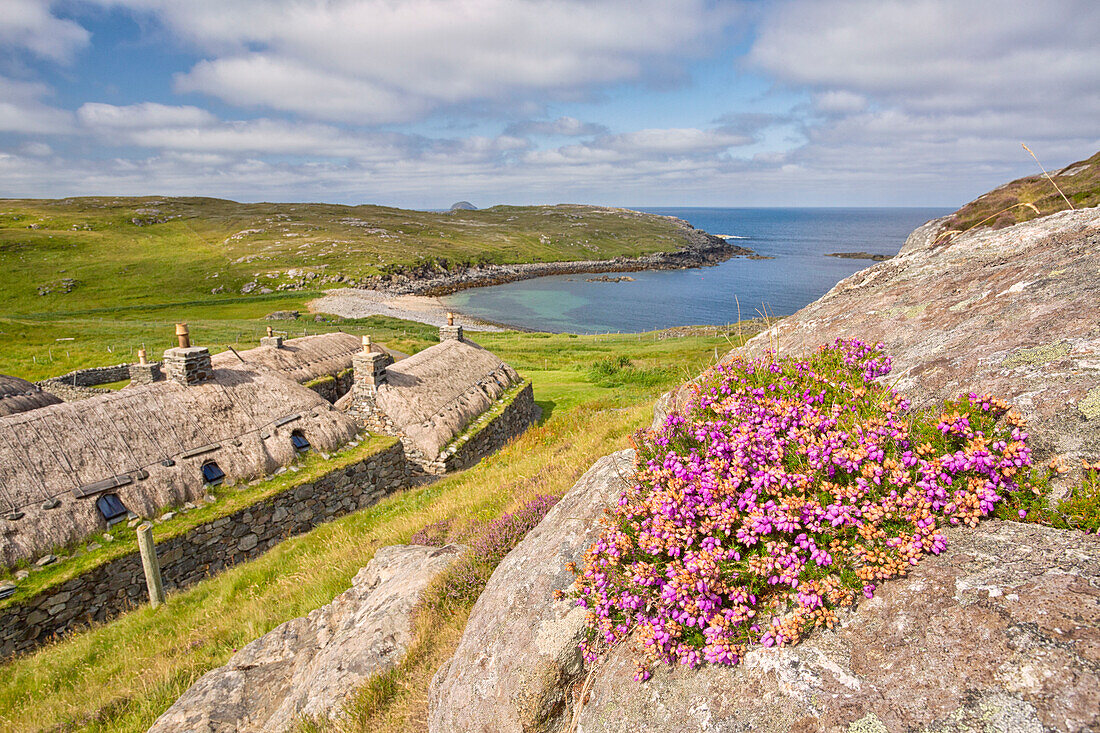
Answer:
[211,332,366,384]
[0,374,61,417]
[372,339,521,459]
[0,362,359,567]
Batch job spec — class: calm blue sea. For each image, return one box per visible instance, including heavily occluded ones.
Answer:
[442,207,950,333]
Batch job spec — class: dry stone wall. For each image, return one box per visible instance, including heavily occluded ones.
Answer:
[305,369,353,403]
[433,382,539,473]
[0,440,412,659]
[38,363,137,401]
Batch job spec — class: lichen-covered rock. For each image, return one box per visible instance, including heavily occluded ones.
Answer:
[150,544,465,733]
[655,208,1100,480]
[431,454,1100,732]
[574,519,1100,732]
[428,450,635,733]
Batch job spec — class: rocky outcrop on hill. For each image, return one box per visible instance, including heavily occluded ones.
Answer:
[429,451,635,733]
[152,544,465,733]
[428,454,1100,733]
[656,207,1100,479]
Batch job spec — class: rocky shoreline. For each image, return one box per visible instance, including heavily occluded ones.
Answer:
[369,225,753,297]
[311,222,753,329]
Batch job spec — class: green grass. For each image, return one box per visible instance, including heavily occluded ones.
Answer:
[942,149,1100,236]
[0,326,745,733]
[0,300,440,381]
[0,197,698,320]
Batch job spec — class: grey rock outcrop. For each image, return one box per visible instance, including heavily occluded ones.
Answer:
[429,458,1100,733]
[655,208,1100,478]
[574,520,1100,732]
[428,451,635,733]
[152,543,465,733]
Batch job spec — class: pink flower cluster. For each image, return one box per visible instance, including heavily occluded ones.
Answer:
[571,339,1032,681]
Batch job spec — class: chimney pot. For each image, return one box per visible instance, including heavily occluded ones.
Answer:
[266,326,274,337]
[138,348,147,365]
[447,312,455,326]
[175,323,191,349]
[363,335,372,352]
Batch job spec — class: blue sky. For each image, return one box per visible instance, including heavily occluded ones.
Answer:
[0,0,1097,208]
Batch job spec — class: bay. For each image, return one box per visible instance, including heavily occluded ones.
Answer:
[442,207,950,333]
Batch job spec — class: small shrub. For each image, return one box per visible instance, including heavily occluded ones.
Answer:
[588,355,674,388]
[472,494,559,564]
[570,339,1038,681]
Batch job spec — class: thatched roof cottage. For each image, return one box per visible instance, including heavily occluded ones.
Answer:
[211,331,364,384]
[0,321,531,567]
[0,328,360,567]
[338,317,535,472]
[0,375,61,417]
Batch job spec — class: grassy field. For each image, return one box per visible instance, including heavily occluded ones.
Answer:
[0,197,697,316]
[0,295,440,382]
[0,323,754,733]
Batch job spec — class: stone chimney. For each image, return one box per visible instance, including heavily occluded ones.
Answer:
[260,325,284,349]
[352,335,391,392]
[440,312,463,342]
[128,346,162,385]
[163,324,214,386]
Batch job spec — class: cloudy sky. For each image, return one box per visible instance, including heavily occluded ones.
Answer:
[0,0,1097,207]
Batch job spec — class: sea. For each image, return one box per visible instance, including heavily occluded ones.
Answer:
[442,207,950,333]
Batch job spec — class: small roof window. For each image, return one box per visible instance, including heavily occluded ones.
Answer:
[202,461,225,486]
[96,494,128,525]
[291,431,311,453]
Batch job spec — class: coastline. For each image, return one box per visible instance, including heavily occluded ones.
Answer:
[310,228,754,330]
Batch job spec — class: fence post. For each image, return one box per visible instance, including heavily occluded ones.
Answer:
[137,523,166,608]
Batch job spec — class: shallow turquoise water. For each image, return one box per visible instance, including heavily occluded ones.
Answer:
[443,207,949,333]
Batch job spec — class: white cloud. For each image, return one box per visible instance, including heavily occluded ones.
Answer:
[175,56,433,125]
[812,91,866,115]
[743,0,1100,199]
[0,0,90,63]
[749,0,1100,107]
[603,128,752,155]
[78,102,218,129]
[108,0,734,123]
[0,76,73,134]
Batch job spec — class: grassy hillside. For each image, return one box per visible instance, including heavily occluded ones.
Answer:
[0,197,698,316]
[943,149,1099,234]
[0,196,711,380]
[0,324,755,733]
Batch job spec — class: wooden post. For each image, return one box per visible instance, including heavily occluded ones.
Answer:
[137,523,166,608]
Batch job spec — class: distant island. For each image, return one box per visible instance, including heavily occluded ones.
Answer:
[449,201,477,211]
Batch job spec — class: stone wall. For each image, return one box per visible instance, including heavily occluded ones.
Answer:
[0,440,412,659]
[431,382,539,474]
[41,363,133,387]
[38,363,136,401]
[305,369,353,403]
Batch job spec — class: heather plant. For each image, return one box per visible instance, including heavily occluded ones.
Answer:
[421,493,562,608]
[570,339,1038,680]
